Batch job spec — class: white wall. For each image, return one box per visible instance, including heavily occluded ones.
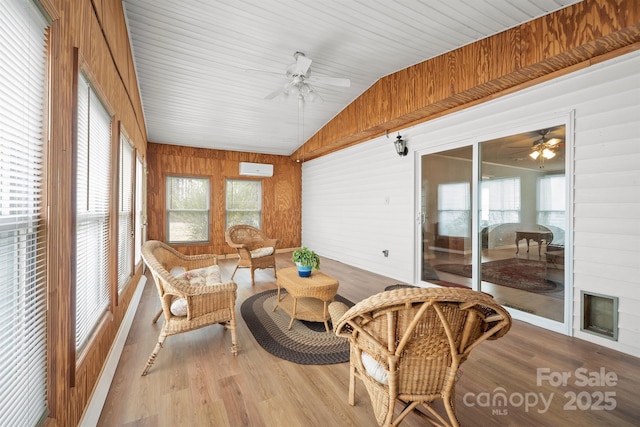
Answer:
[302,50,640,357]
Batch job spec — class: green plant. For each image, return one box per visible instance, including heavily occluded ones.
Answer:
[292,247,320,270]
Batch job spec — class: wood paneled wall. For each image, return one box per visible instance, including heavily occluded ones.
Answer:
[146,143,302,256]
[292,0,640,162]
[45,0,147,425]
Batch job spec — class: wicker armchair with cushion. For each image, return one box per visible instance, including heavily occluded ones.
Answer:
[225,224,278,285]
[329,287,512,427]
[141,240,238,376]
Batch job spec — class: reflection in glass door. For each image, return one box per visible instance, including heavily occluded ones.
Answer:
[420,146,473,285]
[479,126,566,321]
[420,125,566,323]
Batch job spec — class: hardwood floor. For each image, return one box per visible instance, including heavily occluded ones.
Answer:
[98,253,640,426]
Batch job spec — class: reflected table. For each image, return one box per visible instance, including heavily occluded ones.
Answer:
[515,230,553,257]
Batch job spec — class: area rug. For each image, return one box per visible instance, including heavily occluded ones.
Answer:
[433,258,559,293]
[241,289,352,365]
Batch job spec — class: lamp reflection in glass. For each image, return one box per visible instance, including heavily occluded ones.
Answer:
[394,133,408,157]
[529,137,560,168]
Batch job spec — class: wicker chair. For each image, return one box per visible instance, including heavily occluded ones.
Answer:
[141,240,238,376]
[225,224,278,285]
[329,287,512,427]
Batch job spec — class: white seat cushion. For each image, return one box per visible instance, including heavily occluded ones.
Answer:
[250,247,274,258]
[170,265,222,316]
[170,266,186,277]
[361,351,388,385]
[169,297,188,317]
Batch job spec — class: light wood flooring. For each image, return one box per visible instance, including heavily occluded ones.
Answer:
[98,253,640,426]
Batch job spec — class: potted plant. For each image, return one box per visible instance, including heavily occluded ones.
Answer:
[292,247,320,277]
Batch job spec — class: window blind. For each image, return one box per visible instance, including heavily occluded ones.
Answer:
[134,156,143,266]
[225,179,261,228]
[0,0,49,425]
[437,182,470,237]
[117,133,133,292]
[75,73,112,352]
[166,176,210,243]
[480,177,521,225]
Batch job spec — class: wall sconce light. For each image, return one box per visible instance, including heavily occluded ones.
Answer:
[394,133,408,156]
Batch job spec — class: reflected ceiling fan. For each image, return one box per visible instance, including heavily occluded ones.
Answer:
[251,52,351,104]
[529,129,562,168]
[506,128,563,168]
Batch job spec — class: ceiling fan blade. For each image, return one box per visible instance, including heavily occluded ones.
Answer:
[265,80,296,100]
[294,54,312,76]
[307,74,351,87]
[245,68,284,77]
[264,89,285,99]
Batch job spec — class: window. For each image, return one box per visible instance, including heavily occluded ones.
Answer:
[75,72,112,352]
[226,179,261,228]
[166,176,210,243]
[437,182,470,237]
[480,177,521,226]
[117,133,134,292]
[134,156,144,265]
[538,174,566,244]
[0,0,49,424]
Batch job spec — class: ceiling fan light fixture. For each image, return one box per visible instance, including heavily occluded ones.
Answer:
[542,148,556,159]
[547,138,561,146]
[288,85,300,97]
[528,129,562,167]
[306,89,320,103]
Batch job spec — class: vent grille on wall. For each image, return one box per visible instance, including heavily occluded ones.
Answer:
[239,162,273,177]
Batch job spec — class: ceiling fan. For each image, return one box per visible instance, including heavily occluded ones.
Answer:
[256,52,351,103]
[529,129,562,167]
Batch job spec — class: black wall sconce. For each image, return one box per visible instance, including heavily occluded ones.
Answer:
[394,133,408,156]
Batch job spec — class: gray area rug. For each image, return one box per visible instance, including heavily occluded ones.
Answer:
[241,289,353,365]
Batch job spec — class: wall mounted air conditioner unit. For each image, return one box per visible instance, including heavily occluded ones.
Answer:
[239,162,273,177]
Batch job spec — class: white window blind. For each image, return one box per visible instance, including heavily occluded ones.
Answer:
[226,179,262,228]
[480,177,521,225]
[134,156,144,266]
[0,0,49,425]
[166,176,210,243]
[437,182,470,237]
[538,174,566,244]
[75,72,112,352]
[117,133,133,292]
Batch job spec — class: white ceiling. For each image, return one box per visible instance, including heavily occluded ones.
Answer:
[122,0,582,156]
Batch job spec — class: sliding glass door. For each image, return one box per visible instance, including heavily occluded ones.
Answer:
[479,126,566,322]
[420,146,473,285]
[419,125,567,325]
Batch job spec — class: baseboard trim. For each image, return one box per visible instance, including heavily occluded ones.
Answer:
[78,274,147,427]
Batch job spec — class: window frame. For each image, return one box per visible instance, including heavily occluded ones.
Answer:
[72,64,115,368]
[165,175,211,244]
[225,179,262,229]
[0,0,51,424]
[537,173,567,245]
[437,181,470,238]
[117,129,134,293]
[480,176,522,227]
[134,155,145,266]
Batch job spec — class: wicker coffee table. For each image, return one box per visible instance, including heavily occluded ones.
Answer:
[273,266,339,332]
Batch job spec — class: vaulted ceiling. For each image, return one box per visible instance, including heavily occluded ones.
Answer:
[122,0,583,156]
